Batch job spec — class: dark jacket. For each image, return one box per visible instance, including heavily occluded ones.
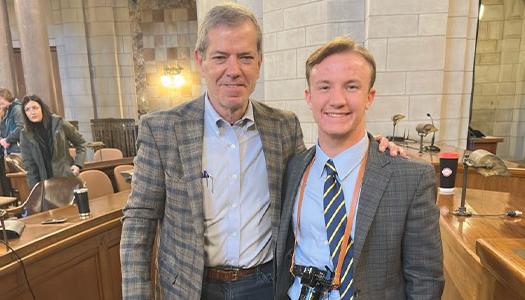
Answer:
[0,99,24,154]
[20,115,86,189]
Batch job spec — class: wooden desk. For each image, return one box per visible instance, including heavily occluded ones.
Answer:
[406,144,525,195]
[438,189,525,299]
[471,136,504,154]
[0,191,128,300]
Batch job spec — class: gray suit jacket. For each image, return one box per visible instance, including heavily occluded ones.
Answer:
[120,96,305,299]
[275,135,444,299]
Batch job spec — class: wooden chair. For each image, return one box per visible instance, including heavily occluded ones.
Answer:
[92,148,123,162]
[113,164,133,192]
[78,170,114,200]
[4,176,82,216]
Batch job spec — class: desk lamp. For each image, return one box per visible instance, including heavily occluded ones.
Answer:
[390,114,405,142]
[453,149,510,217]
[415,123,438,153]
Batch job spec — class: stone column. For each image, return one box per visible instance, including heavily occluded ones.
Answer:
[0,0,17,93]
[14,0,57,112]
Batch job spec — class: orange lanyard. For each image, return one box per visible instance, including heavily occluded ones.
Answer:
[290,149,369,288]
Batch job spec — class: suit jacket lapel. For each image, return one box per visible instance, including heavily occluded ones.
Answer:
[173,96,205,238]
[252,101,285,247]
[353,135,393,265]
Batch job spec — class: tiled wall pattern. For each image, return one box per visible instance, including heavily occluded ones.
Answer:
[134,0,200,113]
[471,0,525,160]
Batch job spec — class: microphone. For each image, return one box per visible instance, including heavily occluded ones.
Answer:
[425,113,440,152]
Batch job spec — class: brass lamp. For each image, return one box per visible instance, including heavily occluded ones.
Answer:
[453,149,510,217]
[161,65,185,88]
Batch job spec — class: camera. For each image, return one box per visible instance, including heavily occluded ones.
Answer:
[298,266,333,300]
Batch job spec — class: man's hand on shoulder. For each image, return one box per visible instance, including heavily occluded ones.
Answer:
[374,135,407,158]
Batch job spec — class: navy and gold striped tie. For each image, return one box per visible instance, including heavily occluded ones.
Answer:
[323,159,354,300]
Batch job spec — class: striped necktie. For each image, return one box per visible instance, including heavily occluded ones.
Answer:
[323,159,354,300]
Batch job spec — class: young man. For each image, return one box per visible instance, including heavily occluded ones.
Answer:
[275,37,444,299]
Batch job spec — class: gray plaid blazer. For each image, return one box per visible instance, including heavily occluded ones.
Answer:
[275,135,444,299]
[120,95,305,299]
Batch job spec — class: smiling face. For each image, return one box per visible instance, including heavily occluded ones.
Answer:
[305,51,375,153]
[24,100,43,123]
[194,21,261,123]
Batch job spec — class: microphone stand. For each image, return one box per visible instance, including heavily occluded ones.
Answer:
[425,113,440,152]
[452,152,472,217]
[0,209,9,250]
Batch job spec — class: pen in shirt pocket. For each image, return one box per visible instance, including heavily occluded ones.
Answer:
[202,170,214,193]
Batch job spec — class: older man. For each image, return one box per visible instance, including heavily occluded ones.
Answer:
[120,4,399,300]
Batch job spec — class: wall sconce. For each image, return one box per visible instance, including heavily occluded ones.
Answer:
[161,65,185,88]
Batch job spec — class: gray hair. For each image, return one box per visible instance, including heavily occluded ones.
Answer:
[195,3,262,58]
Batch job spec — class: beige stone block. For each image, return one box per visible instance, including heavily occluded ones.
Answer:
[439,118,465,141]
[88,22,115,36]
[441,94,466,119]
[277,28,305,50]
[504,20,522,37]
[386,36,445,71]
[478,22,489,39]
[443,71,466,94]
[115,22,131,35]
[419,14,447,36]
[286,99,315,123]
[91,53,116,66]
[482,4,504,21]
[115,7,129,21]
[264,50,297,80]
[338,22,365,43]
[283,2,327,29]
[263,0,284,12]
[487,21,503,39]
[64,37,88,54]
[95,7,114,21]
[474,65,500,82]
[305,23,338,46]
[263,10,283,33]
[499,64,517,82]
[366,38,387,72]
[476,40,499,53]
[264,33,277,52]
[61,8,83,23]
[501,50,519,64]
[495,108,513,121]
[368,15,418,38]
[327,0,364,22]
[89,36,117,53]
[365,121,393,138]
[176,21,189,34]
[499,82,516,95]
[368,0,448,15]
[68,78,91,96]
[477,53,500,65]
[62,23,86,37]
[445,38,467,71]
[467,16,479,39]
[264,79,306,101]
[448,0,469,17]
[447,17,468,38]
[472,95,496,109]
[297,46,318,80]
[374,72,406,95]
[408,95,442,120]
[367,96,409,122]
[493,121,512,136]
[502,38,520,51]
[65,66,90,79]
[406,71,444,95]
[480,83,500,95]
[67,54,89,67]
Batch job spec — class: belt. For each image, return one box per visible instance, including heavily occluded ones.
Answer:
[205,261,271,282]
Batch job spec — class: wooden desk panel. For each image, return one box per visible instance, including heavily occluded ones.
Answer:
[438,189,525,299]
[0,191,128,300]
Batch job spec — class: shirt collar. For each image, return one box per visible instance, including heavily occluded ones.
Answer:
[313,132,369,181]
[204,92,255,135]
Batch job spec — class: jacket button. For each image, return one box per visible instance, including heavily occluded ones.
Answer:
[353,289,360,298]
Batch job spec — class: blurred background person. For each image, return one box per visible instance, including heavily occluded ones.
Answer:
[20,95,86,189]
[0,88,24,196]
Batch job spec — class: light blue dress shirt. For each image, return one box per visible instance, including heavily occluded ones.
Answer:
[288,133,369,300]
[202,94,272,268]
